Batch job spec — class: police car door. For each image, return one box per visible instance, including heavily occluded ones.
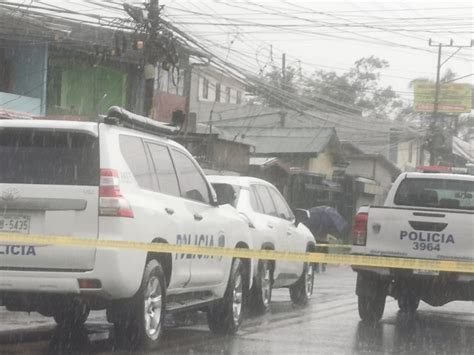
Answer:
[144,141,194,289]
[254,185,296,284]
[169,149,230,287]
[267,186,304,277]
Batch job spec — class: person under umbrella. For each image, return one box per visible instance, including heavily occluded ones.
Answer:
[303,206,347,272]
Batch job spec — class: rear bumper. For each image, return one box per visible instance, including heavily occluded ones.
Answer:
[0,247,147,302]
[352,265,474,283]
[354,266,474,305]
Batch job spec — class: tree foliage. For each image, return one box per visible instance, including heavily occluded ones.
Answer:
[256,65,300,107]
[257,56,403,119]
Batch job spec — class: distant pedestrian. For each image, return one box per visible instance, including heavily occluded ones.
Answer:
[314,232,329,273]
[303,206,347,273]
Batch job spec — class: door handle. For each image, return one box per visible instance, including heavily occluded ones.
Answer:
[194,214,203,221]
[165,207,175,215]
[287,230,292,236]
[267,223,274,229]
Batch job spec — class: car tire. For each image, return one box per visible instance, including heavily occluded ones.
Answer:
[249,259,273,314]
[53,299,90,327]
[113,259,166,350]
[398,289,420,313]
[358,283,386,322]
[208,258,247,334]
[289,262,314,306]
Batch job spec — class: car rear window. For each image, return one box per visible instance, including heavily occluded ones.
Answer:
[394,178,474,210]
[0,128,99,186]
[211,183,241,207]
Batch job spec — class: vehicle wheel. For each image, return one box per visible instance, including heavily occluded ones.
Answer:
[249,259,273,314]
[289,262,314,306]
[358,293,386,322]
[398,289,420,313]
[53,299,90,327]
[208,258,247,334]
[358,282,386,322]
[114,259,166,350]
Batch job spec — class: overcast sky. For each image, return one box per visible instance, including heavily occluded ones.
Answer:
[2,0,471,103]
[158,0,473,102]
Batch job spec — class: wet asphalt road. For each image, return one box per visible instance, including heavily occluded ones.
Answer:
[0,266,473,354]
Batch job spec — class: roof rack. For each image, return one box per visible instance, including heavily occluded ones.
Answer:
[103,106,180,136]
[416,165,473,175]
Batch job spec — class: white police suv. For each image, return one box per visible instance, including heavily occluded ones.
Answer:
[208,176,317,313]
[0,107,253,350]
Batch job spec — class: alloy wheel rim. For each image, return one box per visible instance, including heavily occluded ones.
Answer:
[144,276,162,340]
[305,264,314,297]
[232,273,243,324]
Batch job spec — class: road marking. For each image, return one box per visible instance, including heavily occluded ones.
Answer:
[0,232,473,273]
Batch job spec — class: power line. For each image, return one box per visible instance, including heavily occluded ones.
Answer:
[163,1,473,78]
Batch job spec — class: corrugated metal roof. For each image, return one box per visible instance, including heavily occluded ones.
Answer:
[211,107,417,157]
[249,157,278,166]
[195,123,251,145]
[218,126,335,154]
[453,136,474,163]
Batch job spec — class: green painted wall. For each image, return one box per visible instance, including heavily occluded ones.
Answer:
[59,64,127,116]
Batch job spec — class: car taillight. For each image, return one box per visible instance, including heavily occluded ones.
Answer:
[99,169,134,218]
[351,213,368,246]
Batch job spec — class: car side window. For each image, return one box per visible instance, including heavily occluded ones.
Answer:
[249,185,264,213]
[170,149,210,204]
[119,135,157,191]
[146,143,180,197]
[254,185,277,216]
[268,187,293,220]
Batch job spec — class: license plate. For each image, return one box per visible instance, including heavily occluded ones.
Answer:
[413,269,439,276]
[0,216,30,234]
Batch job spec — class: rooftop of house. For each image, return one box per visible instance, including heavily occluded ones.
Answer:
[453,136,474,163]
[209,106,416,158]
[221,126,336,155]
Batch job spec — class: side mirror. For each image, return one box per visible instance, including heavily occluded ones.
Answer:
[294,208,310,226]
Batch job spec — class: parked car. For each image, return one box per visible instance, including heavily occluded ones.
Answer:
[0,108,254,350]
[207,175,317,313]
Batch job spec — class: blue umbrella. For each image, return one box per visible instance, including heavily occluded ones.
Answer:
[303,206,347,238]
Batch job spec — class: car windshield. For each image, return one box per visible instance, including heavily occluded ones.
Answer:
[394,178,474,210]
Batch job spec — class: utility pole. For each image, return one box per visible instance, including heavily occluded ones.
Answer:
[281,53,286,90]
[428,41,442,165]
[427,39,473,165]
[125,0,180,118]
[143,0,160,117]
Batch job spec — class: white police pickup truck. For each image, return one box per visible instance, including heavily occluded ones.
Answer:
[351,172,474,321]
[0,108,253,350]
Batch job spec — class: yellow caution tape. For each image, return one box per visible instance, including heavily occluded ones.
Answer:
[326,245,350,249]
[0,232,473,274]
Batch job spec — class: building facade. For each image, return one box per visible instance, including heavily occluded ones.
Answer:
[0,12,145,119]
[153,64,248,125]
